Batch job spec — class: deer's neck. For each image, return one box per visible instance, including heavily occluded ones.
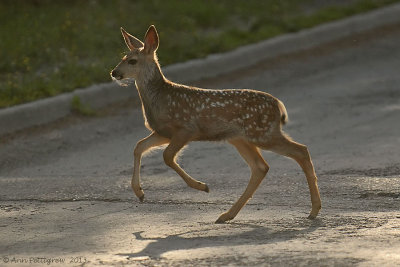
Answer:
[135,60,167,103]
[134,60,169,132]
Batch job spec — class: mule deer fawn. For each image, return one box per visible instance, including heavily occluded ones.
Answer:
[111,25,321,223]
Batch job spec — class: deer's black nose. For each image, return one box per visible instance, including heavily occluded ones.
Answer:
[111,69,123,80]
[111,70,118,77]
[111,70,123,80]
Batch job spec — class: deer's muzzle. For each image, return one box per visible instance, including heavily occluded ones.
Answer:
[111,69,123,80]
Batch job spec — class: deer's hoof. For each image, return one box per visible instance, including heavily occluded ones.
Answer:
[308,204,321,219]
[307,209,320,220]
[138,194,144,202]
[215,218,226,224]
[204,184,210,193]
[215,212,234,224]
[307,214,317,220]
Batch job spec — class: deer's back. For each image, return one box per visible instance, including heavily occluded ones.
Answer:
[146,83,282,143]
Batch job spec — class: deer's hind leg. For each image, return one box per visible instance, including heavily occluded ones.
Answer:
[216,138,269,223]
[163,132,209,193]
[132,132,170,201]
[263,133,321,219]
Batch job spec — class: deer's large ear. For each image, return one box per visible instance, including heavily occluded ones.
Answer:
[121,27,144,51]
[144,25,159,54]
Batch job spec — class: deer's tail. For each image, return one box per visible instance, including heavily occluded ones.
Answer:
[277,99,288,125]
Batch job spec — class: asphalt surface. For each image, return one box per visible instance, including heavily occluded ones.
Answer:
[1,24,400,266]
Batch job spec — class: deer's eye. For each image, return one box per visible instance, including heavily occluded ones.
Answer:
[128,59,137,65]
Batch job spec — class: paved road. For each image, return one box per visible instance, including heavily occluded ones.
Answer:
[1,24,400,266]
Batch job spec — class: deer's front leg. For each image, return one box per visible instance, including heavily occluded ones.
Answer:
[132,132,169,201]
[163,132,209,193]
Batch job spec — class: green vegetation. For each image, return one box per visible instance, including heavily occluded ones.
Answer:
[0,0,399,108]
[70,96,96,116]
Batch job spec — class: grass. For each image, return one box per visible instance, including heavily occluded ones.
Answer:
[70,96,96,116]
[0,0,399,108]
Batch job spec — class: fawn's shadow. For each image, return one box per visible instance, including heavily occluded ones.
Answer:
[117,218,323,259]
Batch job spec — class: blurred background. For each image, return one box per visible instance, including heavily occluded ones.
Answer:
[0,0,398,108]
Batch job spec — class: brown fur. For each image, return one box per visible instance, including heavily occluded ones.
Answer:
[111,25,321,223]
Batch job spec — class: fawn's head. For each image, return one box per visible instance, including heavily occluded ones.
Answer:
[111,25,159,82]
